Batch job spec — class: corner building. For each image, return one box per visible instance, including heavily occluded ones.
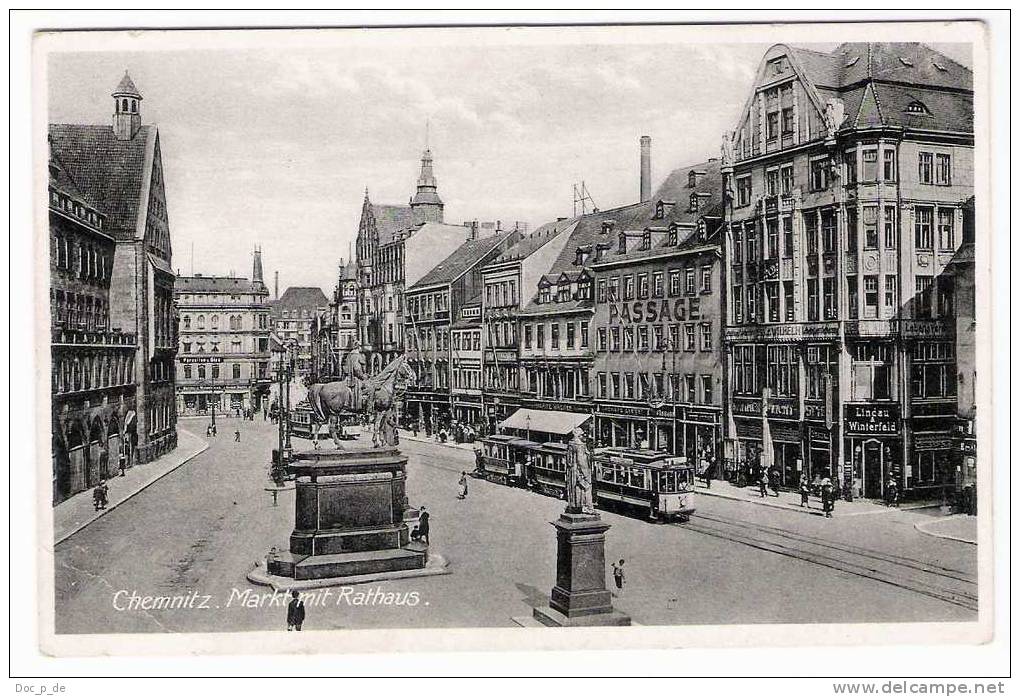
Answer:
[721,43,973,498]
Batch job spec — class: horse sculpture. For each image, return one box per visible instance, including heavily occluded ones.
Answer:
[306,349,416,449]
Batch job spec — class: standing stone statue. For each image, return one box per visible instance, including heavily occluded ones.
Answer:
[565,427,595,515]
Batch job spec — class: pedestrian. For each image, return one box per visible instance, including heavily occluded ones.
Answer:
[412,422,419,438]
[212,424,217,437]
[286,590,305,631]
[119,450,127,477]
[234,429,241,442]
[768,467,780,497]
[611,559,625,597]
[206,424,212,438]
[820,477,834,518]
[474,447,484,473]
[704,457,714,490]
[417,506,430,545]
[799,475,810,508]
[92,479,108,511]
[885,476,899,507]
[458,471,468,500]
[758,471,769,498]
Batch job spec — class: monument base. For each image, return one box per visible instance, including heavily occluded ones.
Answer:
[532,510,631,627]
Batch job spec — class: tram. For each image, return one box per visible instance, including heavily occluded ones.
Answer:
[287,402,356,441]
[478,437,696,523]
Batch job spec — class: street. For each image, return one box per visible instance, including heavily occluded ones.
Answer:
[54,419,978,634]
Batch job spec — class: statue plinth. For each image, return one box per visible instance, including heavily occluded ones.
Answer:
[264,446,427,582]
[533,511,631,627]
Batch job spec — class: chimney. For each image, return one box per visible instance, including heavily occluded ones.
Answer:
[640,136,651,203]
[274,271,279,300]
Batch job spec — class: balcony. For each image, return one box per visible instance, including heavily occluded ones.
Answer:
[51,326,137,347]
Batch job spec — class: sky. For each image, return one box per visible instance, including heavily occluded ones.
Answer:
[47,35,973,295]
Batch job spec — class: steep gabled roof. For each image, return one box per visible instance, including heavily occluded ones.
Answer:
[409,229,518,290]
[369,203,417,245]
[174,275,264,295]
[493,217,580,264]
[48,124,153,239]
[272,286,330,312]
[835,42,972,91]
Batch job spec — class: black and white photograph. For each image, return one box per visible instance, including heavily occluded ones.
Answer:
[15,12,1007,682]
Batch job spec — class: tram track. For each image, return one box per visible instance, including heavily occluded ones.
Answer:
[680,512,978,613]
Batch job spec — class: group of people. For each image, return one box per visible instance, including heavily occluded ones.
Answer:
[409,418,480,445]
[92,479,109,511]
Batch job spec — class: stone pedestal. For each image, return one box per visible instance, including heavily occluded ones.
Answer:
[533,511,631,627]
[264,446,427,582]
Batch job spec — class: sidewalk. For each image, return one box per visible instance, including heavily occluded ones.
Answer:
[397,429,480,453]
[692,480,896,517]
[54,428,208,544]
[914,514,978,545]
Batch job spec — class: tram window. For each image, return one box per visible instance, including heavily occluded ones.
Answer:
[629,468,646,488]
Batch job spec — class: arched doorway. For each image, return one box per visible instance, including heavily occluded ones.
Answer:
[52,431,72,505]
[66,420,87,494]
[107,414,121,479]
[88,416,106,486]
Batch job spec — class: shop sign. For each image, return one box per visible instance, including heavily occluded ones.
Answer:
[733,396,798,419]
[902,319,951,339]
[723,322,838,343]
[681,408,719,424]
[596,403,649,418]
[804,402,826,420]
[180,356,223,364]
[606,297,704,325]
[914,433,954,451]
[910,401,955,417]
[844,403,900,435]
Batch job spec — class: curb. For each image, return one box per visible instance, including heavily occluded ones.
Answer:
[397,432,479,453]
[693,486,894,518]
[913,515,978,545]
[54,432,210,545]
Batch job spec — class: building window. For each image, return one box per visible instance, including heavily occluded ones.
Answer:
[608,277,620,301]
[211,365,220,380]
[596,279,607,302]
[805,212,818,256]
[766,111,779,141]
[536,324,545,350]
[652,271,664,298]
[683,374,696,403]
[732,344,756,395]
[883,148,897,181]
[781,107,794,137]
[232,364,241,380]
[938,208,955,250]
[523,324,532,349]
[807,279,819,321]
[822,277,836,320]
[623,326,634,351]
[610,372,620,398]
[845,150,857,185]
[652,324,664,351]
[684,268,696,295]
[766,282,780,322]
[699,266,712,293]
[623,275,635,301]
[557,283,571,303]
[624,373,635,399]
[863,275,879,318]
[683,324,695,351]
[918,152,934,184]
[746,284,758,324]
[766,218,779,259]
[884,275,898,313]
[821,209,837,254]
[766,345,799,397]
[915,207,934,250]
[700,323,712,351]
[915,275,934,318]
[810,158,829,191]
[935,153,952,185]
[733,287,743,324]
[580,322,589,348]
[609,326,620,352]
[637,326,649,352]
[598,372,607,398]
[911,342,956,399]
[783,281,794,322]
[736,176,752,207]
[566,322,576,349]
[782,217,793,257]
[806,345,838,400]
[733,229,743,263]
[863,206,879,249]
[848,276,859,319]
[597,327,607,352]
[780,164,794,195]
[765,169,779,197]
[884,206,898,248]
[851,343,893,401]
[669,269,682,296]
[862,147,879,181]
[637,273,649,299]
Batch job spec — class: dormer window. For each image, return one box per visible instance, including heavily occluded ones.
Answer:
[932,61,948,72]
[539,284,551,304]
[906,100,930,115]
[697,219,707,242]
[618,232,627,255]
[668,224,679,246]
[688,171,697,188]
[690,193,699,213]
[898,56,914,67]
[557,283,571,303]
[641,230,651,251]
[601,220,614,235]
[655,201,664,219]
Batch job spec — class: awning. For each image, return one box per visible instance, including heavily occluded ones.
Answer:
[499,408,591,436]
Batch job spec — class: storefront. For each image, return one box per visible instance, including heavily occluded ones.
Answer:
[451,393,483,426]
[594,401,721,466]
[843,402,901,500]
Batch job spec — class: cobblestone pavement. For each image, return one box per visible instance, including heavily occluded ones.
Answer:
[53,419,977,634]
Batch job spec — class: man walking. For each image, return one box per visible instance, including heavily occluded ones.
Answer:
[758,471,769,498]
[799,475,810,508]
[821,478,834,518]
[234,429,241,443]
[458,471,468,500]
[286,590,305,631]
[611,559,626,597]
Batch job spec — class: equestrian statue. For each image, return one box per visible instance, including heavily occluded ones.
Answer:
[306,347,416,449]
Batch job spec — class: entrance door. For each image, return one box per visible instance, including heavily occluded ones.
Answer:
[862,440,884,498]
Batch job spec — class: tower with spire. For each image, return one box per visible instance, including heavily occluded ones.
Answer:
[410,124,444,225]
[112,71,143,141]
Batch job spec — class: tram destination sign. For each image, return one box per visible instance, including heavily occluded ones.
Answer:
[844,403,900,435]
